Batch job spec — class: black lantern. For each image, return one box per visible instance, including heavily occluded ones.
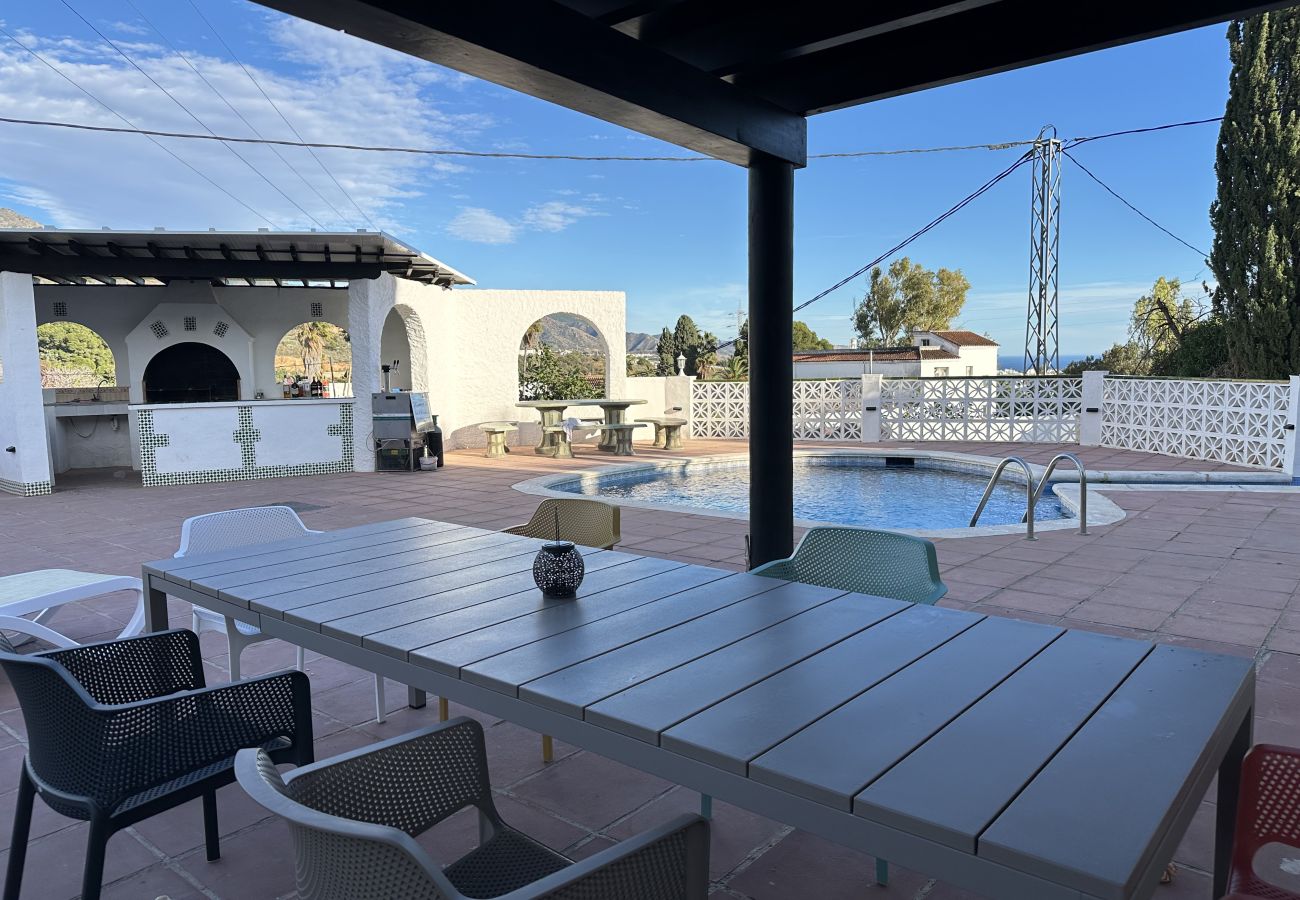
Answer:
[532,504,584,598]
[533,540,585,598]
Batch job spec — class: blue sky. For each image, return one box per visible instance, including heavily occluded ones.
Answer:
[0,2,1230,353]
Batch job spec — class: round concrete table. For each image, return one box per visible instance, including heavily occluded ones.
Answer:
[593,399,647,451]
[516,399,604,457]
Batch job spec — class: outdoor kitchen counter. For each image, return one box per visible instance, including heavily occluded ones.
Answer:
[129,398,355,487]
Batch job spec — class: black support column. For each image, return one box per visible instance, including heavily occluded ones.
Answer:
[747,151,795,568]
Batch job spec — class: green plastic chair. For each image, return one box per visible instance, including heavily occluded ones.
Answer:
[750,525,947,885]
[750,526,947,605]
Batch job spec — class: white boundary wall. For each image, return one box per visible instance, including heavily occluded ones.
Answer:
[690,373,1300,474]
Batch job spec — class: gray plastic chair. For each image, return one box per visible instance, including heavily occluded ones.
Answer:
[750,525,946,885]
[750,525,947,605]
[236,718,710,900]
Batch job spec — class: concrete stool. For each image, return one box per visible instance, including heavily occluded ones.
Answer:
[594,422,646,456]
[479,422,518,458]
[541,425,574,458]
[637,417,687,450]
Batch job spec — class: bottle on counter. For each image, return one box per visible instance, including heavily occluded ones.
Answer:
[311,378,322,398]
[290,378,301,399]
[282,376,292,399]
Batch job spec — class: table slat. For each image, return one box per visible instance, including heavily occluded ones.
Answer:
[220,526,491,601]
[978,645,1254,899]
[524,581,849,726]
[335,551,630,651]
[852,629,1151,852]
[280,544,547,629]
[461,573,785,695]
[748,617,1063,809]
[433,565,729,684]
[660,604,981,774]
[151,517,436,582]
[410,556,686,676]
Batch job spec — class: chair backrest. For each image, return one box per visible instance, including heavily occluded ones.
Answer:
[237,721,500,900]
[0,652,105,807]
[1228,743,1300,899]
[779,526,947,604]
[514,498,620,549]
[176,505,318,558]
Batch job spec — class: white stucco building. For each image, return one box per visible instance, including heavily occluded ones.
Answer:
[0,227,626,495]
[792,329,999,379]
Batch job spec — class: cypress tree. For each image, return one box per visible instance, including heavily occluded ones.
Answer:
[1209,9,1300,377]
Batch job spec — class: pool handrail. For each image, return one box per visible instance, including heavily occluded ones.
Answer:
[970,456,1037,540]
[1021,453,1087,535]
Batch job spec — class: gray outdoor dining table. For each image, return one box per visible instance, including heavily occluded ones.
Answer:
[141,516,1254,900]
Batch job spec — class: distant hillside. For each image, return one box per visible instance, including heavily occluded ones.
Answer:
[626,331,657,353]
[0,208,43,228]
[532,313,658,355]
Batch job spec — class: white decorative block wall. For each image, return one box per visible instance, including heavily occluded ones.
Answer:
[1102,377,1291,470]
[881,377,1082,442]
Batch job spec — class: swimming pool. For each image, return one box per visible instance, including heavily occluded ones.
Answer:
[548,455,1070,531]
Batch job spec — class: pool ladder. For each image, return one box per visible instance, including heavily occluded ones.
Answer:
[969,453,1088,540]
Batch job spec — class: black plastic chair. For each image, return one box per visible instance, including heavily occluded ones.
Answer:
[0,629,314,900]
[237,717,711,899]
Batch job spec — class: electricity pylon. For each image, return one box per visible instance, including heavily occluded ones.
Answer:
[1024,126,1062,374]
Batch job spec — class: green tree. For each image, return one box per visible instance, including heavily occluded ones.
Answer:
[851,258,970,346]
[518,345,601,401]
[791,320,833,351]
[1209,9,1300,377]
[626,355,658,376]
[1131,277,1199,362]
[1061,342,1150,376]
[733,317,749,368]
[37,322,114,383]
[656,315,718,376]
[720,354,748,380]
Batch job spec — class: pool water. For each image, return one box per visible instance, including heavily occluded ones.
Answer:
[556,457,1067,530]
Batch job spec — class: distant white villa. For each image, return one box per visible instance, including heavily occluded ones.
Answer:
[792,329,998,379]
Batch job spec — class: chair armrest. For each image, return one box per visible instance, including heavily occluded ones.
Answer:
[39,629,205,704]
[505,814,709,900]
[285,718,494,836]
[93,669,312,810]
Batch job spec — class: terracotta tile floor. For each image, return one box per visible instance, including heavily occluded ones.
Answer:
[0,438,1296,899]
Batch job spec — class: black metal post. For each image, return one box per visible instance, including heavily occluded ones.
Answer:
[747,151,794,568]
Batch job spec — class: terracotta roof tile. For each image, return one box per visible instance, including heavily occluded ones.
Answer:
[792,348,920,362]
[931,330,998,346]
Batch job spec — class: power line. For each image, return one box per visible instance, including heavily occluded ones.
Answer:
[0,25,278,226]
[123,0,351,228]
[712,150,1035,351]
[792,150,1036,314]
[1062,148,1209,258]
[0,113,1232,163]
[59,0,323,229]
[184,0,377,230]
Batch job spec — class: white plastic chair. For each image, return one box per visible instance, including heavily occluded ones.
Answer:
[176,506,387,723]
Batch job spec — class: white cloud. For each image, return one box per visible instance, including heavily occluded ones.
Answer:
[447,207,518,244]
[520,201,600,233]
[0,16,492,232]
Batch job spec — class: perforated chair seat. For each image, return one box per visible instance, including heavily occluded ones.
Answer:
[750,525,947,605]
[444,828,571,898]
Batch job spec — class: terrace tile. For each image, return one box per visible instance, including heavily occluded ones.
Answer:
[0,439,1297,898]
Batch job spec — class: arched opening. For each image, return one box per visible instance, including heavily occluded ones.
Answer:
[143,342,239,404]
[518,313,608,401]
[380,307,421,391]
[36,322,115,388]
[275,321,351,396]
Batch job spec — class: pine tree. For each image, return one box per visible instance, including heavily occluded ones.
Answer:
[1209,9,1300,377]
